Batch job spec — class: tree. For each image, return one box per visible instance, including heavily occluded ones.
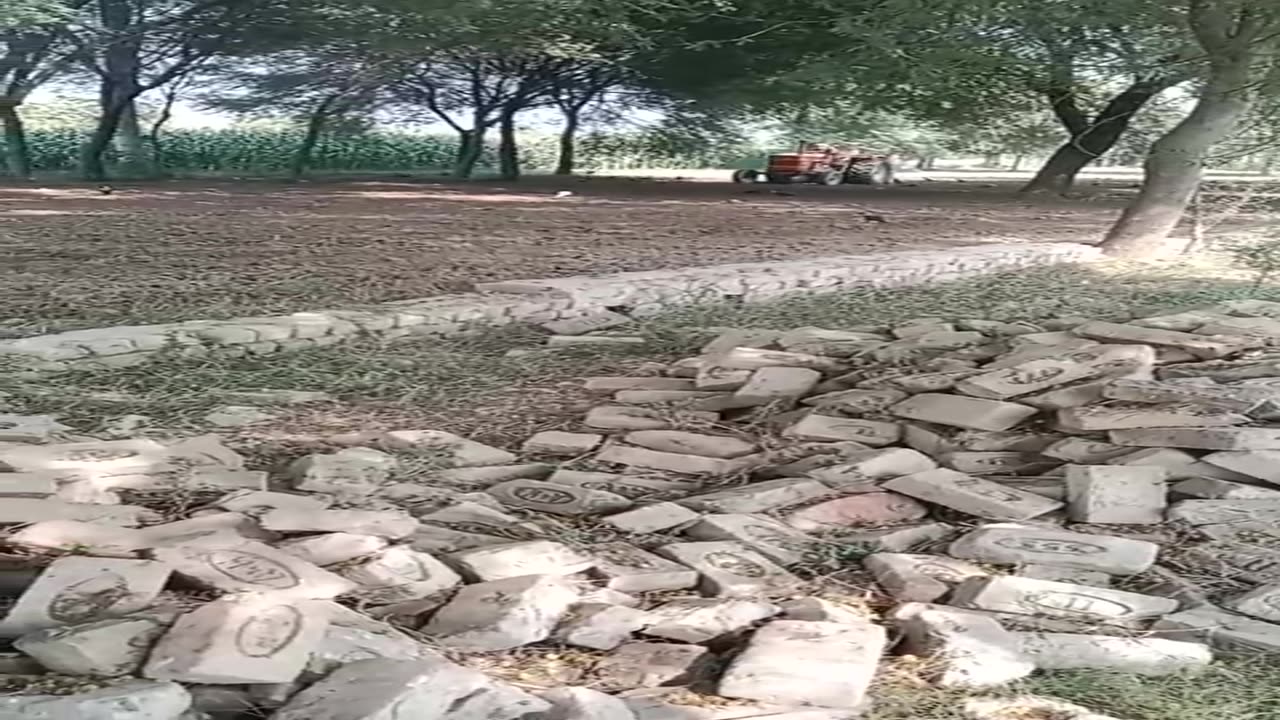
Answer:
[1101,0,1280,259]
[202,48,393,178]
[0,0,86,176]
[550,64,624,175]
[71,0,297,180]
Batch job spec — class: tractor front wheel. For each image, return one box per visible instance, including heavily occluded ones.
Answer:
[732,169,760,183]
[819,170,844,186]
[845,161,893,185]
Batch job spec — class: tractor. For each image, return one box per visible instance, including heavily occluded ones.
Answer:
[732,142,893,186]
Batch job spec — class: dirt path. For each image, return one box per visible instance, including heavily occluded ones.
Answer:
[0,175,1122,332]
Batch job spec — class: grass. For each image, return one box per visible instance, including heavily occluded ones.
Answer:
[867,657,1280,719]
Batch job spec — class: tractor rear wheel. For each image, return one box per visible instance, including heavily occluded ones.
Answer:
[732,169,760,183]
[845,161,893,185]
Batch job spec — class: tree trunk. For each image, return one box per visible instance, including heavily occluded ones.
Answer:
[1021,80,1166,193]
[290,107,330,180]
[981,152,1001,168]
[453,129,485,179]
[1010,154,1025,172]
[80,100,129,181]
[0,102,32,178]
[555,111,579,175]
[498,107,519,180]
[114,101,153,176]
[916,156,935,171]
[1100,58,1256,258]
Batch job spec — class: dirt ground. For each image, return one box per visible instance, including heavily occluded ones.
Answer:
[0,174,1129,333]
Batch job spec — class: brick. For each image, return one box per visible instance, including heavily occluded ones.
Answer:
[601,502,700,534]
[8,520,147,556]
[585,406,679,430]
[1225,582,1280,622]
[589,542,698,592]
[802,387,908,413]
[731,367,821,406]
[450,540,594,581]
[259,508,419,539]
[895,605,1034,687]
[487,479,632,515]
[942,451,1053,475]
[680,478,829,514]
[684,514,816,564]
[951,576,1177,622]
[338,546,463,604]
[14,612,174,677]
[1110,427,1280,450]
[596,445,741,475]
[1102,378,1265,412]
[547,469,695,501]
[783,413,901,446]
[0,499,150,527]
[272,656,549,720]
[962,696,1124,720]
[1057,404,1249,432]
[214,489,329,515]
[642,598,778,643]
[954,359,1099,399]
[1064,465,1167,524]
[287,447,395,496]
[701,328,780,355]
[151,540,355,599]
[422,574,579,651]
[1153,605,1280,655]
[381,430,517,466]
[715,346,844,372]
[785,492,929,531]
[0,681,191,719]
[432,463,554,489]
[656,541,801,597]
[883,469,1062,521]
[554,604,653,650]
[809,447,937,489]
[864,553,987,602]
[592,642,710,691]
[0,557,170,638]
[890,393,1037,431]
[717,620,886,709]
[584,377,696,392]
[1021,380,1109,410]
[614,389,725,404]
[1172,477,1280,499]
[1015,632,1212,675]
[521,431,603,456]
[550,335,645,347]
[1200,450,1280,484]
[0,438,174,479]
[948,523,1159,574]
[1169,498,1280,525]
[543,311,631,335]
[695,365,753,390]
[1015,564,1111,586]
[1041,437,1133,463]
[143,596,329,684]
[778,327,887,356]
[276,533,389,566]
[1073,320,1254,359]
[623,430,756,458]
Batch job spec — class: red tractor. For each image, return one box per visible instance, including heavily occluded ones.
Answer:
[732,142,893,186]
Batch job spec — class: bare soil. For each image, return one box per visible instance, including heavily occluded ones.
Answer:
[0,174,1123,332]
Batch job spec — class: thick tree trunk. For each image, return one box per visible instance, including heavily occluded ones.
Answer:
[80,100,129,181]
[555,112,579,175]
[114,102,153,176]
[1021,80,1165,194]
[498,107,519,180]
[1101,59,1255,258]
[453,129,485,179]
[290,107,330,179]
[0,102,32,178]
